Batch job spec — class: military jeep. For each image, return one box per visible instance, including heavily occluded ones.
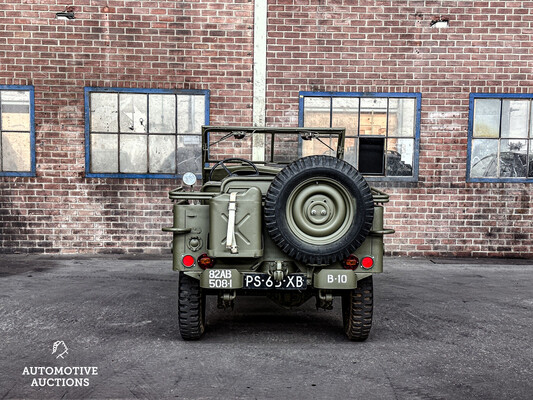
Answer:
[164,126,394,341]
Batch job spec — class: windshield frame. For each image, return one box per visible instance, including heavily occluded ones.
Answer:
[201,126,346,176]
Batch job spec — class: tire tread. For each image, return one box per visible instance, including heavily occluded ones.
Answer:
[178,272,206,340]
[342,276,373,341]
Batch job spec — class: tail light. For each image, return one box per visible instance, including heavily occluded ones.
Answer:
[197,253,215,269]
[343,255,359,270]
[182,255,195,268]
[361,256,374,270]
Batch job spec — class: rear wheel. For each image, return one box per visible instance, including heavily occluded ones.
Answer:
[341,276,373,341]
[178,272,206,340]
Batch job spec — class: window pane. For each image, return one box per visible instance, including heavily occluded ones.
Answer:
[90,93,118,133]
[473,99,500,138]
[149,95,176,134]
[388,98,415,137]
[501,100,529,138]
[177,135,202,174]
[1,91,30,131]
[2,131,30,171]
[529,146,533,177]
[358,137,385,174]
[303,97,330,127]
[149,135,175,174]
[359,98,387,136]
[500,139,527,177]
[531,101,533,139]
[470,139,498,178]
[178,95,205,134]
[386,138,414,177]
[90,134,118,173]
[332,97,358,136]
[344,137,357,167]
[119,94,147,133]
[120,134,147,173]
[301,134,338,158]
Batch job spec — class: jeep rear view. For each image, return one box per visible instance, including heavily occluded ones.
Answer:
[164,126,394,340]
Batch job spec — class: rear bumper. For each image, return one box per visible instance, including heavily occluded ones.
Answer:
[189,269,378,290]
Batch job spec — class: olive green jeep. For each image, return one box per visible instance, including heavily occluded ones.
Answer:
[164,126,394,341]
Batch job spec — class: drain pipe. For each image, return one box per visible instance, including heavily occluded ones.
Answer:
[252,0,267,159]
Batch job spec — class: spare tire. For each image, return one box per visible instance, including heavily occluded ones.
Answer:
[264,155,374,265]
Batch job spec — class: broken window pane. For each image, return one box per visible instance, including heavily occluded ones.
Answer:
[90,134,118,173]
[149,95,176,134]
[359,137,385,174]
[1,91,30,131]
[90,93,118,133]
[470,139,498,178]
[87,89,208,177]
[119,94,147,133]
[149,135,175,174]
[332,97,358,136]
[500,139,527,177]
[177,95,205,134]
[303,97,330,127]
[386,138,414,177]
[120,134,147,173]
[501,100,529,139]
[177,135,202,174]
[473,99,500,138]
[300,93,420,178]
[389,98,416,137]
[360,98,387,136]
[1,131,31,171]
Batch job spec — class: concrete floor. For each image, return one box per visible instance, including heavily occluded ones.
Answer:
[0,255,532,400]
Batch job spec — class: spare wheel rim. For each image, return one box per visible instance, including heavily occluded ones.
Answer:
[285,177,356,245]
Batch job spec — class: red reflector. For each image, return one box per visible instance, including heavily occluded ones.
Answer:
[197,253,215,269]
[361,257,374,269]
[182,255,195,268]
[343,255,359,270]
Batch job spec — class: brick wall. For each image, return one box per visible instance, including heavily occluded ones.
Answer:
[0,0,254,254]
[1,0,532,257]
[265,0,533,258]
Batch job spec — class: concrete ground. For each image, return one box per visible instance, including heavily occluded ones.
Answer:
[0,255,532,400]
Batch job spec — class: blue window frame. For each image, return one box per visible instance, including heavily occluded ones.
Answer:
[85,87,209,179]
[299,91,421,182]
[468,93,533,183]
[0,85,35,177]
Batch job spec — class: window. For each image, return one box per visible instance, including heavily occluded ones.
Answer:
[0,85,35,177]
[299,92,421,181]
[85,88,209,178]
[468,94,533,182]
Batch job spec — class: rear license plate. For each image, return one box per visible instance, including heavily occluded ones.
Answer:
[243,273,307,290]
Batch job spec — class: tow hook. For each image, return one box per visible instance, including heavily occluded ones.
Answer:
[270,261,288,282]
